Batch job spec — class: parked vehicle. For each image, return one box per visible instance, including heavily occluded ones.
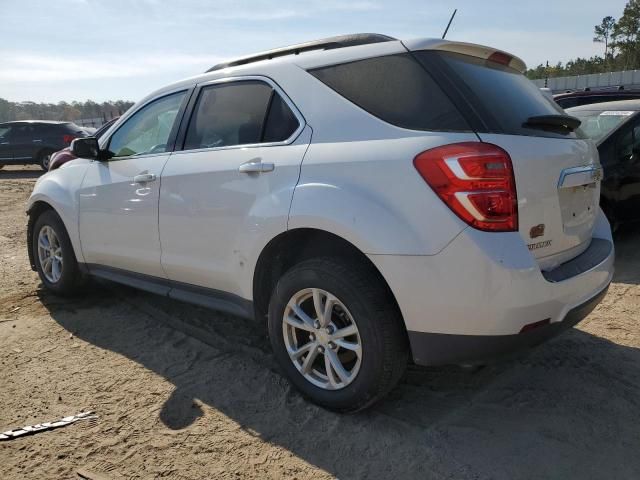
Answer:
[27,34,614,412]
[554,88,640,109]
[567,99,640,228]
[49,118,119,171]
[0,121,88,170]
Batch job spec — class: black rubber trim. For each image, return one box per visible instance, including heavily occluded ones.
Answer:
[407,285,610,366]
[542,238,613,282]
[86,264,254,319]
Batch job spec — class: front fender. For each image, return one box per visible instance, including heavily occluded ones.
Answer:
[27,162,90,264]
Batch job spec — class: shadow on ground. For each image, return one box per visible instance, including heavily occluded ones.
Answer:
[0,169,44,179]
[38,225,640,479]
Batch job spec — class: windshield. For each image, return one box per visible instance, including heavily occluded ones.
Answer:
[569,110,637,142]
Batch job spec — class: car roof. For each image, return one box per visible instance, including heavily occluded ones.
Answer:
[139,34,525,106]
[566,99,640,112]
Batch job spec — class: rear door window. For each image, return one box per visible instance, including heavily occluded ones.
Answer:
[183,80,299,150]
[308,54,470,132]
[414,51,584,139]
[262,93,300,143]
[9,124,36,140]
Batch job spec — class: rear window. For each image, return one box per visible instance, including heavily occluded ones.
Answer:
[415,51,585,139]
[309,54,470,132]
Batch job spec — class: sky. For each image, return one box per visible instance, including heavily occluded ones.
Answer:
[0,0,629,103]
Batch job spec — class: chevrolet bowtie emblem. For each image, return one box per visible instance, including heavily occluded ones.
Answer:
[530,224,545,239]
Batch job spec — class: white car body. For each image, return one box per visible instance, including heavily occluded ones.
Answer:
[28,34,613,373]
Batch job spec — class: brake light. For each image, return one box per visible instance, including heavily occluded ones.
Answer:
[413,142,518,232]
[63,134,77,145]
[488,51,513,66]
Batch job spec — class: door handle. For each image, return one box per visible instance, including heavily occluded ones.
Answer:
[238,160,275,174]
[133,173,156,183]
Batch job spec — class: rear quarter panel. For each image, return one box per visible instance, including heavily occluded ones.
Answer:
[289,134,474,256]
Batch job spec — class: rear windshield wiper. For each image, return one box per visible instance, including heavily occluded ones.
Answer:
[523,114,581,133]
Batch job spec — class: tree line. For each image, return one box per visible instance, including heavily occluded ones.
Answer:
[0,98,134,125]
[526,0,640,79]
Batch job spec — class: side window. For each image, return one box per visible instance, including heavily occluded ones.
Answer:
[108,91,186,158]
[0,125,12,139]
[184,81,274,150]
[616,122,640,162]
[9,125,35,140]
[309,54,469,132]
[263,94,299,143]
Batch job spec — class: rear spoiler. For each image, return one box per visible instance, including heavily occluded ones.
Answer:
[401,38,527,73]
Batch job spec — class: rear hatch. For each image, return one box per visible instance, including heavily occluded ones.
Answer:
[409,44,601,270]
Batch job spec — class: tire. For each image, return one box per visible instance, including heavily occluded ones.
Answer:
[38,150,54,171]
[268,257,408,413]
[32,210,86,295]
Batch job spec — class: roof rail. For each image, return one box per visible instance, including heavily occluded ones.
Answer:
[206,33,397,72]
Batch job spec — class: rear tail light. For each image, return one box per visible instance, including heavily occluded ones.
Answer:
[63,134,77,145]
[413,142,518,232]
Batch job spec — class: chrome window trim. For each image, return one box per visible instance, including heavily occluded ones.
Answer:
[174,75,306,155]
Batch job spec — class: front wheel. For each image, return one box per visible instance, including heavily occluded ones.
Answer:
[268,257,408,412]
[32,210,86,295]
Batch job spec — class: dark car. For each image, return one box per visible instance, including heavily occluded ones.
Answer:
[567,99,640,228]
[49,117,119,171]
[554,88,640,109]
[0,120,88,170]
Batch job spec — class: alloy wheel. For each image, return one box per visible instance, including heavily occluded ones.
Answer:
[283,288,362,390]
[37,225,63,283]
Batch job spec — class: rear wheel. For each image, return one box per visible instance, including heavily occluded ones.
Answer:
[268,257,408,412]
[38,150,54,171]
[32,210,86,295]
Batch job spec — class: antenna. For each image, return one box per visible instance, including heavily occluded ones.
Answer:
[442,8,457,39]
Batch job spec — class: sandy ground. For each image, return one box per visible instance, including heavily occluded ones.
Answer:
[0,165,639,479]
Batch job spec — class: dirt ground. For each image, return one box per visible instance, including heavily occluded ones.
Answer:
[0,165,639,480]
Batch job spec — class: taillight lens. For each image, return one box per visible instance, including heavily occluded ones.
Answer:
[63,134,77,144]
[487,51,513,66]
[413,142,518,232]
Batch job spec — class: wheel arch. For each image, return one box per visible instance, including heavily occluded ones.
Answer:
[252,227,408,336]
[27,201,57,270]
[27,199,83,271]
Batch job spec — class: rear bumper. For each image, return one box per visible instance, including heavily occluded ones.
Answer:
[368,209,614,366]
[406,284,608,365]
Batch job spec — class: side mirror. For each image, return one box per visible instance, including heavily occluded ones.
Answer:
[71,137,108,160]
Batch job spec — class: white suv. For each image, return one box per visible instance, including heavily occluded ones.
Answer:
[27,34,614,412]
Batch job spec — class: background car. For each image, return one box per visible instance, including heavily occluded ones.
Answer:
[49,117,119,171]
[568,99,640,228]
[554,88,640,109]
[0,120,88,170]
